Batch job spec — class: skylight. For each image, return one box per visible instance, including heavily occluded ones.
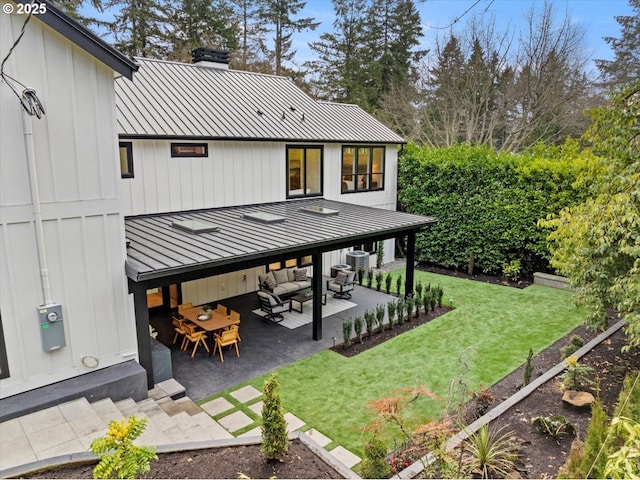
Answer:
[172,220,220,234]
[242,212,285,224]
[299,205,339,216]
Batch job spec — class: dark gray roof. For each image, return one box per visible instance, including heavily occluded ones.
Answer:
[20,0,137,79]
[125,198,435,282]
[115,58,405,144]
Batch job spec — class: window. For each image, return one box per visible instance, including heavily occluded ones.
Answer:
[171,143,208,157]
[267,256,312,271]
[0,313,9,379]
[287,146,323,197]
[341,146,385,193]
[119,142,134,178]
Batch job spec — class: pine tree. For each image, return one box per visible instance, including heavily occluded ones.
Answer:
[596,0,640,89]
[167,0,239,63]
[258,0,319,75]
[261,372,289,461]
[229,0,268,71]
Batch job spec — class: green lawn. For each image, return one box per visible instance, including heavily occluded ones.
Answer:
[200,270,586,459]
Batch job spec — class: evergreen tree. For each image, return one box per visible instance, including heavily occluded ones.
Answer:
[596,0,640,89]
[167,0,239,63]
[229,0,268,71]
[51,0,107,28]
[261,372,289,461]
[258,0,319,75]
[105,0,170,58]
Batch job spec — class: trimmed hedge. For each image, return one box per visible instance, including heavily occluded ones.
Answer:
[398,142,592,275]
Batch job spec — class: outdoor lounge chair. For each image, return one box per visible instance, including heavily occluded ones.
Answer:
[257,291,290,323]
[326,271,356,299]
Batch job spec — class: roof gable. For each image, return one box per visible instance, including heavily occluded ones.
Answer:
[115,58,405,144]
[15,0,137,79]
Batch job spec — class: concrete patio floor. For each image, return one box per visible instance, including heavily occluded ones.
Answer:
[151,281,397,401]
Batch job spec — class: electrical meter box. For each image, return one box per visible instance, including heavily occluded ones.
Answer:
[38,303,66,352]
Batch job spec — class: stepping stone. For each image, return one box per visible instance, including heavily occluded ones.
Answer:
[306,428,331,447]
[248,401,263,416]
[562,390,595,408]
[329,445,361,469]
[201,397,234,416]
[229,385,261,403]
[239,426,262,438]
[218,410,254,433]
[284,412,305,432]
[18,406,66,434]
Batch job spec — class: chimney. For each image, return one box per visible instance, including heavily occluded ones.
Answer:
[192,48,230,69]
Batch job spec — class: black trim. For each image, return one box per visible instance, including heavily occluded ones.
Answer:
[170,143,208,157]
[341,145,385,193]
[0,312,9,380]
[17,0,138,80]
[119,142,134,178]
[119,134,404,145]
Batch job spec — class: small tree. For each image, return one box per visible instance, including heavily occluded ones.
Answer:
[396,297,405,326]
[435,284,444,307]
[375,271,383,291]
[376,240,384,268]
[561,356,594,390]
[358,267,365,286]
[90,416,157,479]
[386,300,396,330]
[360,436,390,479]
[523,348,534,386]
[414,293,423,318]
[343,318,353,347]
[366,269,374,288]
[261,372,289,462]
[385,273,392,294]
[395,275,403,296]
[354,316,364,343]
[415,280,423,299]
[364,310,376,338]
[405,296,414,322]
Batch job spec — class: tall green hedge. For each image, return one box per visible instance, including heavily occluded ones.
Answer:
[398,142,591,275]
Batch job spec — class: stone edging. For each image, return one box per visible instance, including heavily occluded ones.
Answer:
[392,319,627,479]
[0,431,361,479]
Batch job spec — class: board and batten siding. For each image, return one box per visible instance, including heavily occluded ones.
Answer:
[122,140,399,305]
[0,13,136,398]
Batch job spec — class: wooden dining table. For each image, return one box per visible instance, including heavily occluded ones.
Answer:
[180,307,237,355]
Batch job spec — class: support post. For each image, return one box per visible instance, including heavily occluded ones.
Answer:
[131,281,154,388]
[312,252,323,340]
[405,231,416,297]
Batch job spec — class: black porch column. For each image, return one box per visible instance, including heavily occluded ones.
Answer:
[312,252,323,340]
[130,281,154,388]
[404,231,416,297]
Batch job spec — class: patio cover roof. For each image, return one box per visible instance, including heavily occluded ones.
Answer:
[125,198,436,285]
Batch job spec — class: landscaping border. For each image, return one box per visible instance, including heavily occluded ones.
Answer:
[392,319,627,479]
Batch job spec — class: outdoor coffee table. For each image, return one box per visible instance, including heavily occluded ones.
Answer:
[290,291,327,313]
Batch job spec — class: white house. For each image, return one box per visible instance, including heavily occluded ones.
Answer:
[116,52,410,309]
[0,2,144,418]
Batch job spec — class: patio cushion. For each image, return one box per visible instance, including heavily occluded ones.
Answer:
[294,269,308,281]
[286,268,296,282]
[273,269,289,285]
[263,272,276,290]
[335,271,348,286]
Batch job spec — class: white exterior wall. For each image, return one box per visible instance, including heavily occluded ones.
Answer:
[120,139,399,305]
[0,14,137,398]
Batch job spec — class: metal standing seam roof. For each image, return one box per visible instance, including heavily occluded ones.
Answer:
[115,58,405,144]
[125,198,435,282]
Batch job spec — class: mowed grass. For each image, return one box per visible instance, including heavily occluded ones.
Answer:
[202,270,586,458]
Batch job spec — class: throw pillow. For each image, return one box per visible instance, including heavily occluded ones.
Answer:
[273,268,289,285]
[286,267,296,282]
[294,269,308,281]
[263,272,276,290]
[335,271,348,286]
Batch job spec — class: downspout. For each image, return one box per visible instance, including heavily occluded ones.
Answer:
[22,107,52,306]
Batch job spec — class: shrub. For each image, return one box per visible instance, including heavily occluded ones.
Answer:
[532,415,576,436]
[358,268,365,286]
[384,273,392,294]
[405,296,414,322]
[463,424,519,479]
[471,386,494,418]
[560,335,585,359]
[414,293,423,318]
[415,280,423,299]
[385,301,395,330]
[429,290,437,311]
[502,259,522,282]
[360,437,390,479]
[561,356,594,390]
[366,269,374,288]
[354,316,364,343]
[523,348,534,386]
[435,284,444,307]
[376,241,384,268]
[396,297,405,326]
[364,310,376,337]
[375,305,385,333]
[342,318,353,348]
[261,372,289,461]
[90,416,157,479]
[375,271,383,291]
[395,275,402,295]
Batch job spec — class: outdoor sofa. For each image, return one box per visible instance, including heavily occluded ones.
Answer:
[258,267,311,297]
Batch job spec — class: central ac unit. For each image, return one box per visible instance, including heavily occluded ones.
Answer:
[346,250,369,273]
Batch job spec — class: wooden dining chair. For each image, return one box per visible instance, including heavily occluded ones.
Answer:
[171,316,187,347]
[216,304,228,316]
[228,310,241,341]
[213,326,240,362]
[178,302,193,312]
[182,322,210,358]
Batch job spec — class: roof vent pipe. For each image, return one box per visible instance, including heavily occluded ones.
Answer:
[192,48,230,70]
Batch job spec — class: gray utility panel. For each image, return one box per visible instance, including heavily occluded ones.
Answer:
[38,303,66,352]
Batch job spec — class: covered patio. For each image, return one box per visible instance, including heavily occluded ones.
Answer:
[127,198,436,388]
